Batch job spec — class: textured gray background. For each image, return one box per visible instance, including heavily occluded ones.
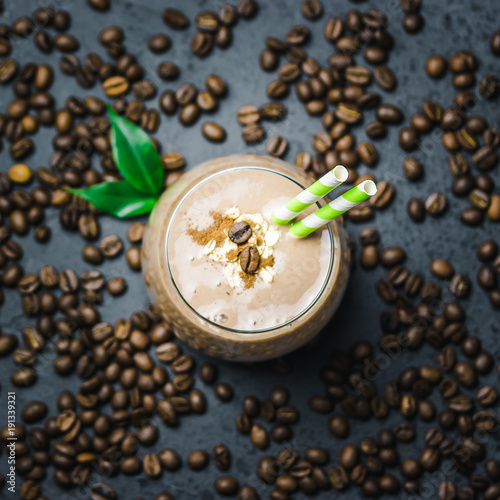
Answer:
[1,0,500,499]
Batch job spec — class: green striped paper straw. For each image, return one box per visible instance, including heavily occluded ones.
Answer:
[272,165,348,225]
[289,180,378,238]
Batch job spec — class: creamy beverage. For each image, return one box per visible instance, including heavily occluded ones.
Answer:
[167,167,332,331]
[143,155,350,361]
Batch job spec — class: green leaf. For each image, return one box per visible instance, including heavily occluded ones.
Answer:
[107,104,164,195]
[68,181,158,218]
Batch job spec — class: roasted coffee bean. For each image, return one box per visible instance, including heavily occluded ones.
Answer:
[477,239,498,262]
[250,423,269,449]
[201,122,226,143]
[360,245,379,269]
[237,105,260,125]
[99,26,124,46]
[196,90,217,112]
[411,113,433,133]
[485,459,500,481]
[196,11,219,33]
[11,367,37,387]
[187,450,209,470]
[336,103,361,124]
[469,189,490,210]
[229,222,252,245]
[379,247,405,268]
[54,34,79,52]
[473,146,498,171]
[257,456,279,484]
[211,443,231,471]
[235,413,251,435]
[218,4,238,26]
[21,401,48,423]
[156,448,181,472]
[9,210,28,235]
[365,121,387,139]
[143,453,161,478]
[358,227,379,247]
[477,386,498,406]
[448,273,470,298]
[12,17,34,37]
[344,66,371,86]
[301,0,323,20]
[277,62,300,83]
[364,46,388,65]
[489,29,500,56]
[199,362,218,384]
[296,81,313,102]
[159,153,185,173]
[133,80,156,100]
[10,138,34,160]
[98,235,123,258]
[58,54,80,76]
[310,131,331,153]
[267,80,289,100]
[461,207,483,226]
[425,193,447,217]
[305,100,326,116]
[107,277,127,296]
[264,135,288,158]
[121,456,141,475]
[238,0,258,18]
[260,103,287,123]
[399,126,418,151]
[448,153,469,176]
[430,259,454,280]
[286,25,310,46]
[162,8,189,29]
[179,104,200,126]
[239,246,260,274]
[0,58,18,83]
[157,62,179,82]
[374,66,397,91]
[102,76,128,97]
[214,476,239,496]
[477,265,497,290]
[339,445,358,470]
[237,485,259,500]
[260,49,279,72]
[403,12,423,33]
[159,90,177,115]
[242,123,265,144]
[369,181,394,209]
[406,198,425,222]
[51,10,71,31]
[215,382,234,402]
[479,74,499,99]
[394,422,415,442]
[329,465,349,490]
[148,34,171,54]
[323,16,344,43]
[124,246,141,271]
[376,104,403,124]
[486,194,500,222]
[426,54,447,78]
[191,32,213,57]
[358,142,378,167]
[19,480,40,499]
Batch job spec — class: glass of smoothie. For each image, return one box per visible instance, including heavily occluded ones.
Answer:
[142,154,350,362]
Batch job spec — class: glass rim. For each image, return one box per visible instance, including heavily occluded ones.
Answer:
[165,165,336,334]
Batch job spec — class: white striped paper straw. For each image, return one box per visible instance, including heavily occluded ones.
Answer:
[289,180,377,238]
[272,165,348,225]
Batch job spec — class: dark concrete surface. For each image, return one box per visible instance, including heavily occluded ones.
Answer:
[0,0,499,499]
